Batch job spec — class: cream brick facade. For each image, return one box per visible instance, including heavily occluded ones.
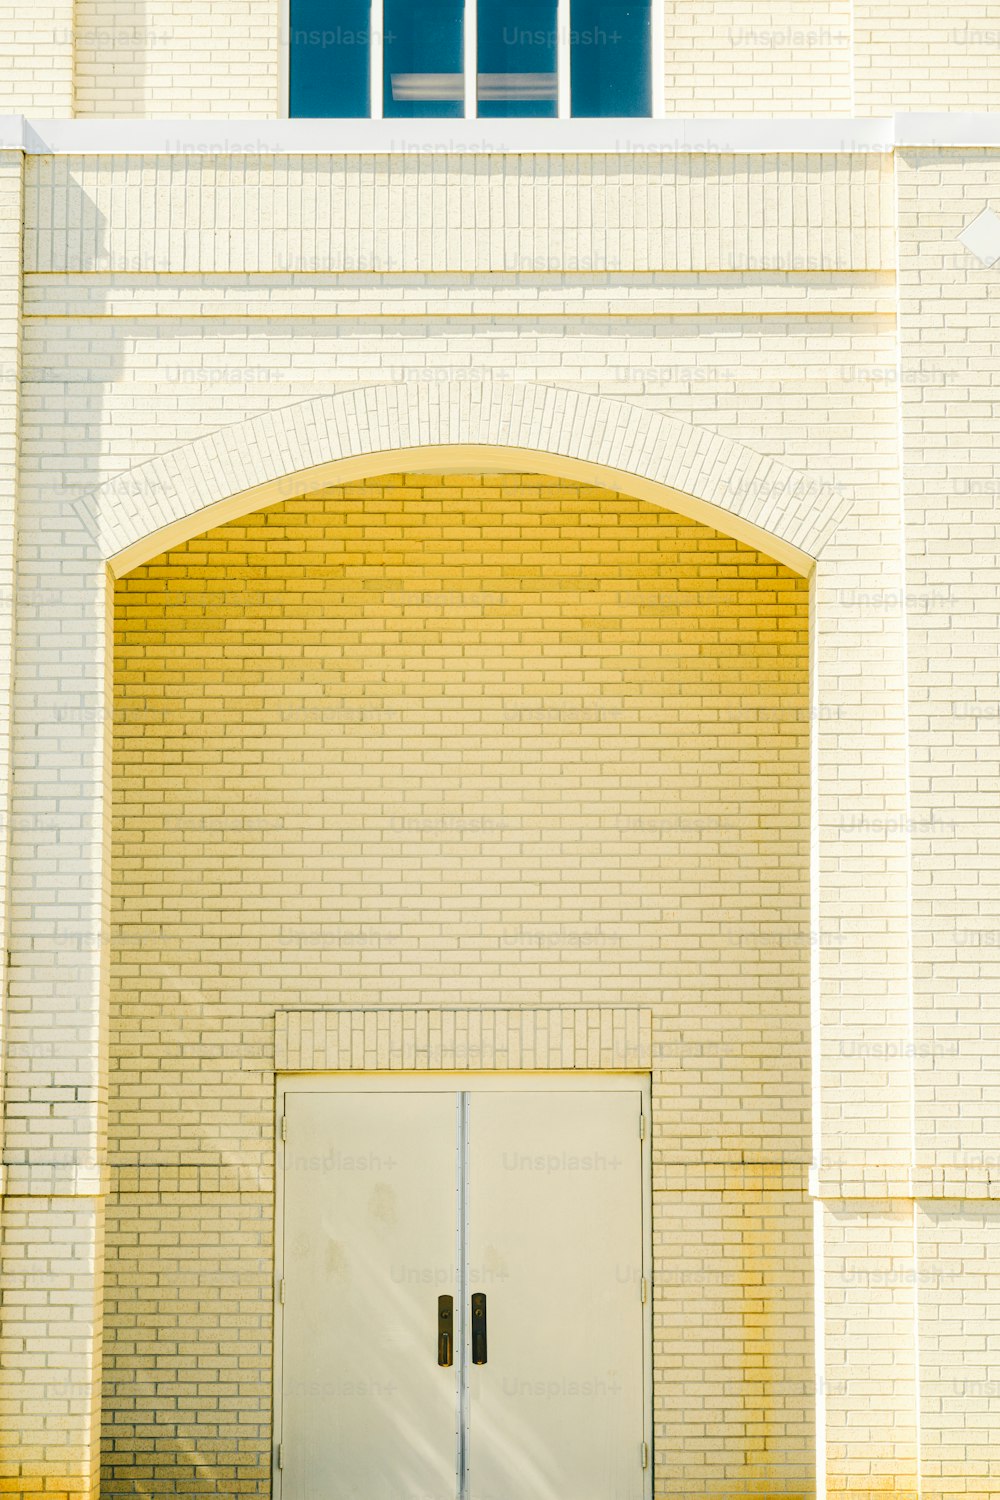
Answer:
[0,4,998,1499]
[5,1,1000,117]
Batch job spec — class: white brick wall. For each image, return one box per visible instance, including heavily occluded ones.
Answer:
[73,0,279,118]
[0,3,74,115]
[0,151,23,1204]
[665,0,853,116]
[898,149,1000,1495]
[0,1202,105,1498]
[21,154,896,275]
[856,3,1000,113]
[2,145,911,1498]
[0,135,997,1500]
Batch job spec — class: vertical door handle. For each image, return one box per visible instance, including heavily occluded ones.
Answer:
[471,1292,488,1365]
[437,1295,454,1366]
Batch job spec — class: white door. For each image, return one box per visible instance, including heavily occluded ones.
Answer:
[279,1090,460,1500]
[467,1090,646,1500]
[277,1078,649,1500]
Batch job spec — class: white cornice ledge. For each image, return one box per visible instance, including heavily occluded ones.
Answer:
[0,112,997,155]
[894,112,1000,146]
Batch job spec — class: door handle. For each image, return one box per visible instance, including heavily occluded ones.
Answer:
[437,1295,454,1366]
[471,1292,488,1365]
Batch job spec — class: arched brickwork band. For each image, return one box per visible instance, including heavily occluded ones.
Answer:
[74,382,850,576]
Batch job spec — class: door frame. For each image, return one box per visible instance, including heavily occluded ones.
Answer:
[273,1070,653,1499]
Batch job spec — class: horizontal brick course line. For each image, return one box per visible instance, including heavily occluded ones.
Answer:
[23,309,894,321]
[22,266,899,277]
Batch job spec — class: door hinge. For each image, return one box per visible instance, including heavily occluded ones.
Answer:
[639,1114,646,1140]
[641,1277,648,1304]
[641,1441,649,1469]
[278,1278,285,1305]
[280,1115,287,1142]
[277,1443,283,1470]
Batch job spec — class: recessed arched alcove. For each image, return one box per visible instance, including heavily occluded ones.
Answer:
[103,457,815,1500]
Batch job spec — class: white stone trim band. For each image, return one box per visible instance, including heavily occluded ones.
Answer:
[1,114,997,155]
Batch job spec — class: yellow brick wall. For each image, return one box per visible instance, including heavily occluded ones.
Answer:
[107,470,812,1497]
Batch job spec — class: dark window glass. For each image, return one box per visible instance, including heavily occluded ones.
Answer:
[384,0,464,116]
[290,0,371,117]
[570,0,650,116]
[477,0,557,117]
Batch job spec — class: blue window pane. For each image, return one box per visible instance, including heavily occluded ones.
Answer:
[385,0,464,117]
[477,0,557,117]
[570,0,650,116]
[290,0,371,117]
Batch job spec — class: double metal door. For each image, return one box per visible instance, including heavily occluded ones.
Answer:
[275,1075,651,1500]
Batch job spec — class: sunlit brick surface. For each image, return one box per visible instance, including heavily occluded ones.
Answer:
[106,474,812,1497]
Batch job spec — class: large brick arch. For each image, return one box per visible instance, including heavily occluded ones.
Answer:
[77,381,850,576]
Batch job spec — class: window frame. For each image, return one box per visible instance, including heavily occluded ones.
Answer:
[282,0,664,119]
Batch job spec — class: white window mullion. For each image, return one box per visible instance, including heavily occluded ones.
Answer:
[464,0,477,118]
[650,0,665,118]
[556,0,571,119]
[370,0,384,118]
